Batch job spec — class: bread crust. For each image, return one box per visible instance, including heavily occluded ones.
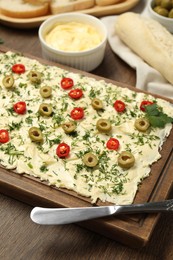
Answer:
[50,0,95,14]
[50,1,73,14]
[0,0,49,18]
[0,0,125,18]
[74,0,95,10]
[115,12,173,85]
[95,0,123,6]
[23,0,51,5]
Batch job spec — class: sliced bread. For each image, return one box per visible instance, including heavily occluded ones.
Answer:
[50,0,95,14]
[0,0,49,18]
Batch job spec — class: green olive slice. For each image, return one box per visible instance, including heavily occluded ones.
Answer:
[2,75,14,88]
[118,151,135,169]
[40,86,52,98]
[62,121,76,134]
[28,70,41,84]
[83,152,98,167]
[91,98,103,110]
[134,118,150,132]
[96,119,112,133]
[38,103,53,117]
[29,127,43,143]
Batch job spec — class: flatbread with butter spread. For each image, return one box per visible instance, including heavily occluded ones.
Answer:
[0,51,173,205]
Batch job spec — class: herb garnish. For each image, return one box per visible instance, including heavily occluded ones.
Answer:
[145,103,173,128]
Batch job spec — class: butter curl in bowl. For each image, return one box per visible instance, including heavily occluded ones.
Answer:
[38,13,107,71]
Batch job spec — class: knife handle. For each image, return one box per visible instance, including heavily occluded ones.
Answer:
[117,199,173,214]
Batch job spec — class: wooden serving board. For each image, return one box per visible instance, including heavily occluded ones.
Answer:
[0,46,173,248]
[0,0,139,29]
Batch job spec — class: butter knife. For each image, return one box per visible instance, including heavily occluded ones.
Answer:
[30,199,173,225]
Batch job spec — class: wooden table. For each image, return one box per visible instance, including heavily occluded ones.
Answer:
[0,23,173,260]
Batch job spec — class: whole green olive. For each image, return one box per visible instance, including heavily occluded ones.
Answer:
[96,119,112,133]
[155,0,162,5]
[91,98,103,110]
[134,118,150,132]
[29,127,43,143]
[168,8,173,17]
[160,0,172,10]
[28,70,41,84]
[40,86,52,98]
[83,152,98,167]
[62,121,76,134]
[154,6,169,16]
[2,75,14,88]
[38,103,53,117]
[118,151,135,169]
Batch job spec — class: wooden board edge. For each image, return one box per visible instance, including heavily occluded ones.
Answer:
[79,151,173,247]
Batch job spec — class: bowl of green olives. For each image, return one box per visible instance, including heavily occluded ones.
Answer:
[148,0,173,33]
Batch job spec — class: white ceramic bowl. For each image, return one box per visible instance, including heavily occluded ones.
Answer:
[38,13,107,71]
[148,0,173,33]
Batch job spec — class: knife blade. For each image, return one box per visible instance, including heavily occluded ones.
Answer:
[30,199,173,225]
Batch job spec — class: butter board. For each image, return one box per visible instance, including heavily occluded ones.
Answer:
[0,46,173,248]
[0,0,139,29]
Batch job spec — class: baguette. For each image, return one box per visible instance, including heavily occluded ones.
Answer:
[0,0,49,18]
[50,0,95,14]
[115,12,173,85]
